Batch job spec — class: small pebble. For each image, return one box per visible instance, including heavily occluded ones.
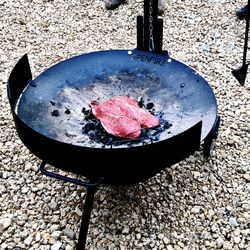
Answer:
[228,217,238,227]
[0,217,12,231]
[63,228,75,239]
[51,241,62,250]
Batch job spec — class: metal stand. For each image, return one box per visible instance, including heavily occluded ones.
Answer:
[76,185,98,250]
[232,0,250,85]
[137,0,164,53]
[40,162,102,250]
[203,116,220,157]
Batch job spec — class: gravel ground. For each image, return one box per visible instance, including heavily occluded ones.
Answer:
[1,0,250,249]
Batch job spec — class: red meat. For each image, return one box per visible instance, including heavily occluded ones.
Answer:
[90,96,160,139]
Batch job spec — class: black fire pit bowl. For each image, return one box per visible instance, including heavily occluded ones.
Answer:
[8,49,218,185]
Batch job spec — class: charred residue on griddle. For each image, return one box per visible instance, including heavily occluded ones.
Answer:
[137,96,144,108]
[51,110,60,117]
[180,83,186,88]
[80,99,172,147]
[82,122,96,134]
[82,107,95,120]
[50,100,56,106]
[50,99,71,116]
[146,102,154,109]
[65,108,71,114]
[65,131,76,138]
[141,110,172,141]
[137,97,154,110]
[82,119,115,145]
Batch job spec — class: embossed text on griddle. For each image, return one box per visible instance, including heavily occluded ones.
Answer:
[131,53,167,66]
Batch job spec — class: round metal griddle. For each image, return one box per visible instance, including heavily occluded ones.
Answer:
[8,49,217,185]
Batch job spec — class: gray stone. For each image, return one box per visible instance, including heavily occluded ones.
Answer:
[211,224,217,232]
[48,201,57,210]
[233,236,241,244]
[1,243,8,249]
[166,245,174,250]
[158,233,164,239]
[228,217,238,227]
[243,173,250,182]
[202,43,210,52]
[75,207,82,216]
[51,241,62,250]
[191,206,202,214]
[51,230,61,239]
[62,227,75,239]
[122,227,130,235]
[136,233,141,240]
[163,237,170,245]
[216,237,224,248]
[24,236,33,246]
[0,217,12,231]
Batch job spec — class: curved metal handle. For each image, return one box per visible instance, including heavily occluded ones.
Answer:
[39,161,103,187]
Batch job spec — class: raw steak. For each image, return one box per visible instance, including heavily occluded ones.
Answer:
[90,96,160,138]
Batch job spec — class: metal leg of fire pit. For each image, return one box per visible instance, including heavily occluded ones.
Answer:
[203,116,220,157]
[77,185,98,250]
[39,162,102,250]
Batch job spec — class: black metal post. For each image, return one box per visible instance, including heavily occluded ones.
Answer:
[39,162,101,250]
[203,116,220,157]
[242,0,250,67]
[137,0,163,53]
[232,0,250,85]
[137,16,144,50]
[76,185,98,250]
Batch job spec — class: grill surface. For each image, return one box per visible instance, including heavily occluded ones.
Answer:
[17,49,217,148]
